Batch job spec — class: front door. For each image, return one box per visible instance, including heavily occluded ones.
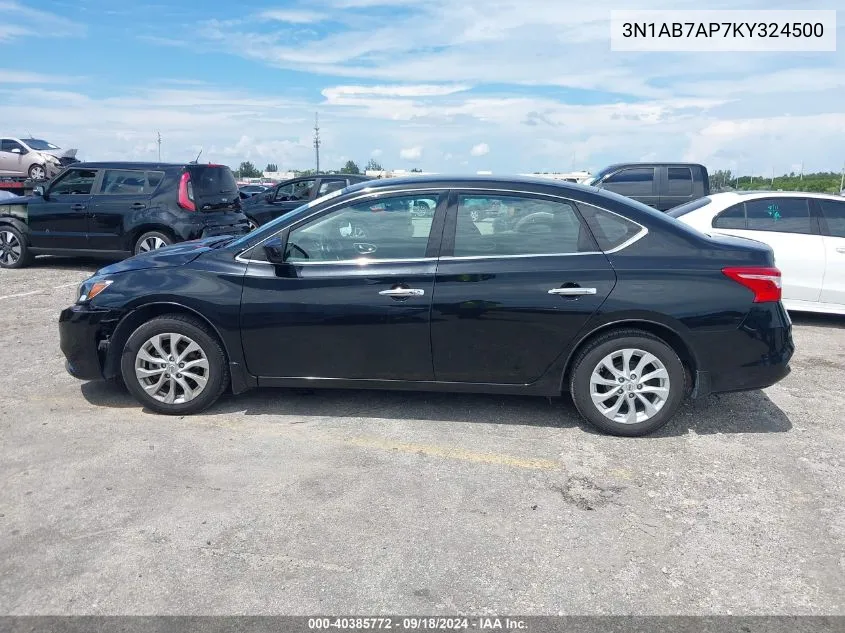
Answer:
[240,190,446,380]
[26,168,99,250]
[431,191,617,384]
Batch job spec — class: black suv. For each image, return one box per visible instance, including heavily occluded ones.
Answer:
[0,162,250,269]
[242,173,371,227]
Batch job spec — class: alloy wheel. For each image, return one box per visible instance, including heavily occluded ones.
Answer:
[139,236,168,252]
[29,165,46,180]
[134,333,210,404]
[589,348,671,425]
[0,230,22,266]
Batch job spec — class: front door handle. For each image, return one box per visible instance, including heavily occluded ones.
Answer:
[130,202,147,209]
[379,288,425,297]
[70,204,86,211]
[836,247,845,254]
[548,287,597,296]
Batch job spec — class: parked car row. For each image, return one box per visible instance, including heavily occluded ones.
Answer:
[56,175,795,436]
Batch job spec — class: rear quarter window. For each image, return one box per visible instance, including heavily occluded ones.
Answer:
[577,202,643,251]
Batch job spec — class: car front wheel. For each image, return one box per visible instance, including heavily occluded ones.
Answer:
[569,329,685,436]
[120,315,230,415]
[28,164,46,180]
[0,226,34,269]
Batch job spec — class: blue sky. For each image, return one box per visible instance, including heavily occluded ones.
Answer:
[1,0,843,175]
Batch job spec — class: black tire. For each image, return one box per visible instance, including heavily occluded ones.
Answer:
[0,225,34,269]
[134,231,173,256]
[120,315,230,415]
[569,329,685,437]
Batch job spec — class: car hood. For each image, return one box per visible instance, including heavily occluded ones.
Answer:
[97,237,231,274]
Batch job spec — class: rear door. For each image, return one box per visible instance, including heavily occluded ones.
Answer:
[27,167,99,250]
[430,191,618,384]
[598,166,659,209]
[88,168,162,252]
[659,166,697,211]
[817,198,845,308]
[239,190,446,380]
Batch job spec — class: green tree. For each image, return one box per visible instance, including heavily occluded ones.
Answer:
[236,161,262,178]
[340,160,360,174]
[365,158,383,171]
[265,163,278,172]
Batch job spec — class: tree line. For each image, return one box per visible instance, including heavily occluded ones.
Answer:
[234,158,398,178]
[710,169,844,194]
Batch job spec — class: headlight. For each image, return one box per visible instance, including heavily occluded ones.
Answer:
[46,154,61,165]
[77,279,113,303]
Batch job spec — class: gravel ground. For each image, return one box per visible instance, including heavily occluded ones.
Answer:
[0,258,843,615]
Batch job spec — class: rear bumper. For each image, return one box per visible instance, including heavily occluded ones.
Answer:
[174,213,252,242]
[59,305,121,381]
[689,302,794,396]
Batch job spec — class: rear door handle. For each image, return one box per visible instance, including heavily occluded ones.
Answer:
[70,204,86,211]
[548,287,597,296]
[130,202,147,209]
[836,247,845,254]
[379,288,425,297]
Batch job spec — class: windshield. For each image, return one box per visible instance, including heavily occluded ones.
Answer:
[666,197,712,218]
[24,139,60,151]
[228,185,348,249]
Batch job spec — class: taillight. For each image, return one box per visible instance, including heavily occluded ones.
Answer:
[722,266,782,303]
[178,171,196,211]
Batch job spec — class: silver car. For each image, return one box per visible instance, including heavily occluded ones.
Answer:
[0,137,65,180]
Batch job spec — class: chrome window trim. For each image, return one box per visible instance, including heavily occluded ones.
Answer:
[234,185,649,263]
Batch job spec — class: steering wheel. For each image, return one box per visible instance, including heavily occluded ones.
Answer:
[514,212,555,233]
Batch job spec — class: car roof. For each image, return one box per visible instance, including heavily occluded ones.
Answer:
[344,173,604,192]
[706,190,845,203]
[68,161,235,170]
[599,162,706,171]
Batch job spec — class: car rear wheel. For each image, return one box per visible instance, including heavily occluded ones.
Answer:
[134,231,172,255]
[569,329,685,436]
[120,315,229,415]
[0,226,33,269]
[28,164,46,180]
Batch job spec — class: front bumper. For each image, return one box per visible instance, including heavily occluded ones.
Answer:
[59,305,121,381]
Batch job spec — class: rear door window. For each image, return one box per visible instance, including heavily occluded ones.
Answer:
[745,198,813,234]
[99,169,162,195]
[667,167,693,195]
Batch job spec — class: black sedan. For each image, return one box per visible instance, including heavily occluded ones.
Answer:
[59,176,794,436]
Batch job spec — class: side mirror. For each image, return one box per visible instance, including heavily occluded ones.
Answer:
[265,193,274,202]
[33,185,45,197]
[263,236,286,264]
[10,148,22,154]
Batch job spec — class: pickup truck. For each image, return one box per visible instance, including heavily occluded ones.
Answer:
[586,162,710,211]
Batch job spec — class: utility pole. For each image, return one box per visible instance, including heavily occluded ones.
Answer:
[313,113,321,173]
[840,162,844,193]
[800,161,804,182]
[771,166,774,187]
[156,131,162,162]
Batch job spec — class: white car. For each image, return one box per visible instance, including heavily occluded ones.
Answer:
[670,191,845,315]
[0,137,76,180]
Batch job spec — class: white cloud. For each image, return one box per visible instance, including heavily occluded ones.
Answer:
[0,1,86,41]
[0,69,81,84]
[371,148,383,157]
[323,84,471,99]
[470,142,489,157]
[400,146,422,161]
[260,9,326,23]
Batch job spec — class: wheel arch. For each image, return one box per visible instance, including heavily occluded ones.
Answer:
[560,318,701,395]
[125,224,177,252]
[104,302,230,384]
[0,216,30,237]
